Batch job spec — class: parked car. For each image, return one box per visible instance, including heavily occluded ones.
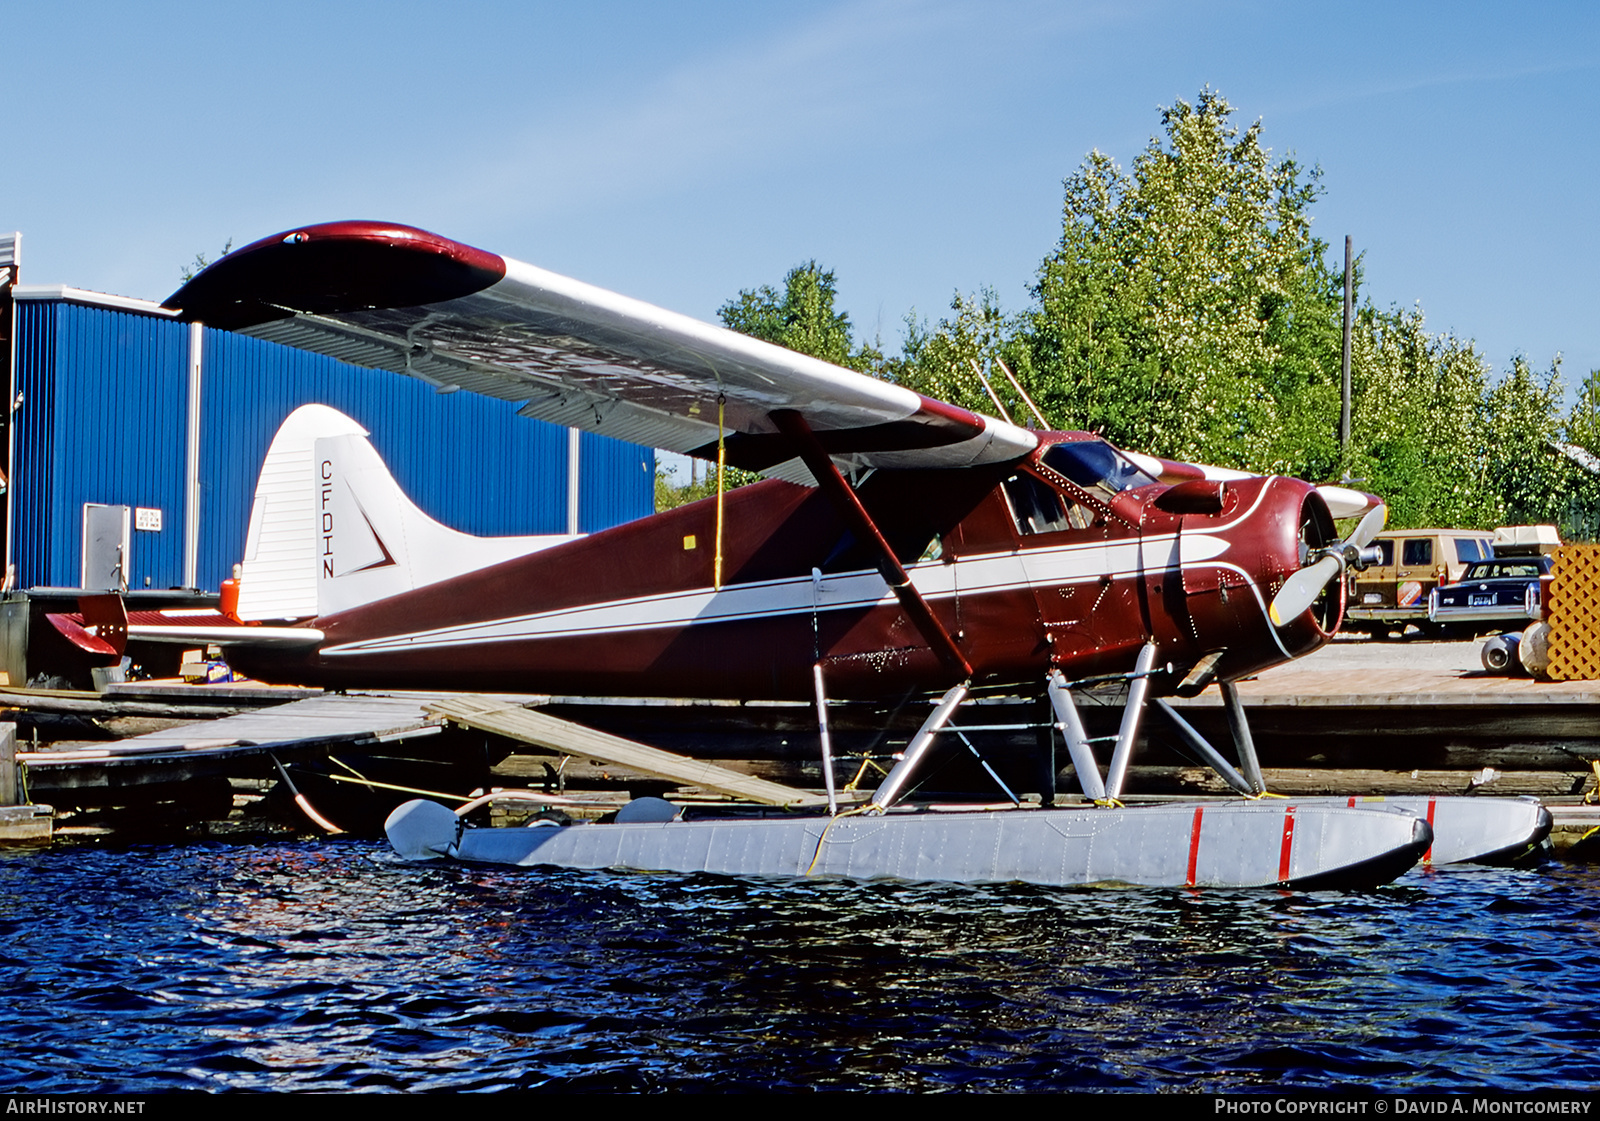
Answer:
[1345,528,1494,637]
[1428,555,1554,634]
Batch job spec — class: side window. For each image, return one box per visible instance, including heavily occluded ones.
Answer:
[1374,539,1394,566]
[1003,474,1071,535]
[1402,539,1433,566]
[1453,539,1479,563]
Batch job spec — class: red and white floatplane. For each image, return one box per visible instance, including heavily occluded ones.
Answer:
[136,221,1545,888]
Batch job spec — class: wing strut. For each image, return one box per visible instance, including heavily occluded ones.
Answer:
[771,410,972,680]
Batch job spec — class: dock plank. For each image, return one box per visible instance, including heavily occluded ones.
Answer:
[20,695,441,767]
[427,695,828,808]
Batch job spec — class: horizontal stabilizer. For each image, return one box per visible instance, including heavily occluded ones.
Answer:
[128,624,324,648]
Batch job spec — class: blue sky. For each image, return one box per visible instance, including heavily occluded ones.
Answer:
[8,1,1597,387]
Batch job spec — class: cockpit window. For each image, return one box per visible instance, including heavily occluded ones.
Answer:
[1042,441,1159,499]
[1002,473,1096,536]
[1003,474,1071,535]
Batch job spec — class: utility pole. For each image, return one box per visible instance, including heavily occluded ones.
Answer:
[1339,235,1353,474]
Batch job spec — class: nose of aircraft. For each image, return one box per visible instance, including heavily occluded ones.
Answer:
[1269,494,1387,627]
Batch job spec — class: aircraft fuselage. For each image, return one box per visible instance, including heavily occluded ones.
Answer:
[226,432,1338,701]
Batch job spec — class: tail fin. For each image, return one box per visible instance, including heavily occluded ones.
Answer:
[236,404,577,620]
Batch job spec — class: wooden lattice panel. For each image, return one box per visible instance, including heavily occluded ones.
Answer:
[1545,545,1600,680]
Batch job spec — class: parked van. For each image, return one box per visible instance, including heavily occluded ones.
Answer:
[1345,528,1494,637]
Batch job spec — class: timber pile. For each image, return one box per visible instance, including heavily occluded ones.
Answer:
[1546,544,1600,681]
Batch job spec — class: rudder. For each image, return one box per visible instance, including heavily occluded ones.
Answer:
[236,405,577,620]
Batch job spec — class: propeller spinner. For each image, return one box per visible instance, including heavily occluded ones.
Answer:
[1268,501,1387,627]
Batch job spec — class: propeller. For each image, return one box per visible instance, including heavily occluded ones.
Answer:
[1268,503,1387,626]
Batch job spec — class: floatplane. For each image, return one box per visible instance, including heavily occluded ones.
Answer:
[119,220,1546,887]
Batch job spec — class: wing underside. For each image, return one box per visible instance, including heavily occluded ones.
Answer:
[164,221,1039,480]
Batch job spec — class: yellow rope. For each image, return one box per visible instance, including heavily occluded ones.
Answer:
[714,393,726,591]
[806,804,871,875]
[324,772,471,803]
[843,756,890,791]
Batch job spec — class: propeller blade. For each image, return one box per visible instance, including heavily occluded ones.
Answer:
[1350,504,1387,548]
[1269,554,1341,626]
[1269,503,1388,627]
[1314,485,1371,520]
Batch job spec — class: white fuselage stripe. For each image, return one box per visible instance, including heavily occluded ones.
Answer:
[321,486,1287,657]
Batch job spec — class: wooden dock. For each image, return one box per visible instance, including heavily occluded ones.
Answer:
[527,641,1600,804]
[1168,653,1600,774]
[536,675,1600,773]
[427,695,829,807]
[0,638,1596,852]
[9,687,829,835]
[18,693,444,797]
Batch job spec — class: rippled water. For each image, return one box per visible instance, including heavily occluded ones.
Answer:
[0,840,1596,1092]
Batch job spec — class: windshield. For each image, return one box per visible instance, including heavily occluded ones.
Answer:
[1042,441,1159,498]
[1464,561,1546,580]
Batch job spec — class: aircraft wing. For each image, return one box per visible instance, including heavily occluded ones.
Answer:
[164,221,1039,477]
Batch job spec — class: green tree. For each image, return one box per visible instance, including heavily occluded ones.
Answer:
[891,288,1037,422]
[1021,90,1337,470]
[709,91,1587,537]
[717,261,882,373]
[1560,370,1600,540]
[1480,356,1572,526]
[1344,306,1497,529]
[1564,367,1600,456]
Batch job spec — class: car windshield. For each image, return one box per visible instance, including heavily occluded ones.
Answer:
[1041,441,1159,498]
[1463,561,1546,580]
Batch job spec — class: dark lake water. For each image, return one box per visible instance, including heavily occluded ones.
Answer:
[0,839,1596,1093]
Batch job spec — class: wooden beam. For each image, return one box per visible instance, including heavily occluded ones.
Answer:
[427,695,830,807]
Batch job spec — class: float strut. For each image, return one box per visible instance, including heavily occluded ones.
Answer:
[813,663,839,816]
[1047,669,1107,802]
[1151,699,1255,796]
[869,682,969,812]
[1104,642,1158,800]
[1221,680,1267,794]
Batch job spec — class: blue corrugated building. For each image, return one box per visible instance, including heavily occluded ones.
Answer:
[3,285,654,594]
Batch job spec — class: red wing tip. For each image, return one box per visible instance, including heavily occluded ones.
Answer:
[163,220,507,328]
[219,220,504,274]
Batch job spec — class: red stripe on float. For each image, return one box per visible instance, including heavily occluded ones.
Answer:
[1423,798,1438,867]
[1186,805,1205,887]
[1278,805,1297,881]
